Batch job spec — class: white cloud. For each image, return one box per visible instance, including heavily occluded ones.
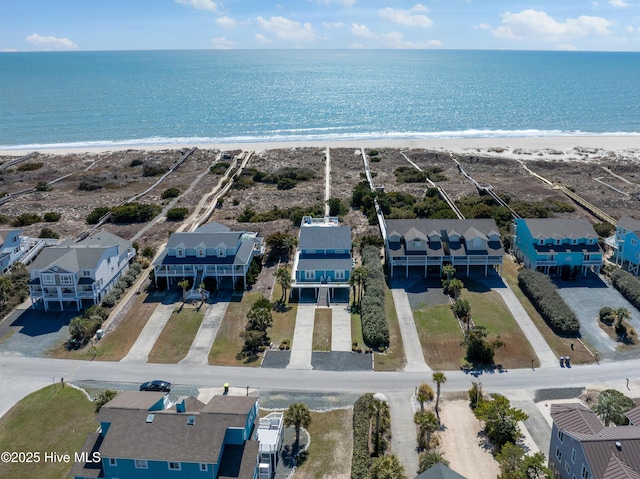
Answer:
[490,10,613,42]
[316,0,357,6]
[557,43,578,50]
[323,22,344,29]
[255,34,272,44]
[210,37,234,49]
[175,0,218,12]
[609,0,628,7]
[255,16,317,42]
[379,6,433,28]
[216,16,237,28]
[26,33,77,50]
[1,48,17,52]
[351,23,440,48]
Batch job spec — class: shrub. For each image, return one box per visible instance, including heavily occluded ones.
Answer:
[94,390,118,413]
[35,182,51,191]
[12,213,42,227]
[85,305,109,322]
[101,292,117,308]
[351,393,374,479]
[599,306,614,324]
[141,246,156,259]
[38,227,59,239]
[129,158,143,167]
[110,203,161,223]
[86,207,111,225]
[276,177,297,190]
[594,222,614,237]
[327,197,349,217]
[43,211,61,222]
[610,268,640,311]
[161,187,181,199]
[166,207,189,221]
[360,245,390,348]
[16,162,44,172]
[78,175,105,191]
[394,166,428,183]
[142,162,168,177]
[518,269,579,335]
[209,162,230,175]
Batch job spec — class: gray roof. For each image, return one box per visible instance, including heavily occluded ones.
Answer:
[154,235,259,267]
[415,463,467,479]
[195,222,232,234]
[97,395,257,464]
[69,432,104,478]
[102,391,167,410]
[299,225,351,251]
[521,218,599,240]
[618,216,640,235]
[626,406,640,426]
[167,231,243,250]
[552,403,640,479]
[386,219,503,258]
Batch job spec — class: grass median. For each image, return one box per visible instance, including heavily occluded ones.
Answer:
[147,305,204,363]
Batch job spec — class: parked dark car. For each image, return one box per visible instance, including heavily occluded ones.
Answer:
[139,380,171,392]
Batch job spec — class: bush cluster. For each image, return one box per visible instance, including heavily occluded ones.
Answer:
[518,269,579,335]
[110,203,161,224]
[239,296,272,360]
[129,158,144,167]
[142,162,169,177]
[38,227,59,239]
[101,263,142,308]
[166,207,189,221]
[351,393,374,479]
[43,211,61,222]
[16,162,44,172]
[237,204,324,226]
[209,162,230,175]
[394,166,447,183]
[69,305,110,346]
[12,213,42,227]
[78,175,106,191]
[86,207,111,225]
[361,246,390,349]
[0,264,29,318]
[160,187,181,199]
[610,268,640,311]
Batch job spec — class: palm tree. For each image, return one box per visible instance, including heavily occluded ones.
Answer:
[446,278,464,299]
[198,282,206,303]
[282,236,298,264]
[177,279,190,302]
[284,402,311,447]
[593,391,626,426]
[351,266,368,306]
[416,383,434,413]
[442,264,456,280]
[370,454,407,479]
[433,371,447,417]
[418,448,449,473]
[414,411,439,450]
[275,267,291,302]
[614,307,631,327]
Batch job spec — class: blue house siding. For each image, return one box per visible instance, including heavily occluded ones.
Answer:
[102,457,216,479]
[513,218,603,276]
[614,217,640,275]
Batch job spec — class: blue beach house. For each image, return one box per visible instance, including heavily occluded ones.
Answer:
[0,228,23,274]
[612,215,640,276]
[71,391,263,479]
[513,218,603,276]
[291,216,352,304]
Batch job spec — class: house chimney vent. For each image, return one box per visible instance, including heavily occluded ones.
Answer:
[616,441,622,451]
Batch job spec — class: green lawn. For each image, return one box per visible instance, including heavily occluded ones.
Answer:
[292,409,353,479]
[415,304,466,370]
[147,305,204,363]
[270,276,297,348]
[501,257,594,364]
[0,385,97,479]
[374,287,406,371]
[313,309,332,351]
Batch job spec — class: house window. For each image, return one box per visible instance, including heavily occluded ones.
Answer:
[335,270,345,280]
[571,239,578,245]
[217,248,226,257]
[306,249,316,254]
[42,274,55,285]
[556,447,562,462]
[176,248,185,258]
[558,430,564,443]
[168,461,181,471]
[109,458,117,466]
[555,239,561,245]
[305,270,315,280]
[82,270,92,277]
[60,274,73,285]
[335,249,345,254]
[197,248,205,258]
[565,462,571,473]
[134,459,148,469]
[539,239,544,245]
[581,465,589,479]
[632,239,638,246]
[636,253,639,259]
[571,448,576,463]
[413,240,421,248]
[200,464,208,472]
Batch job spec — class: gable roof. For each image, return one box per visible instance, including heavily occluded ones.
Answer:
[550,403,604,435]
[521,218,599,240]
[618,216,640,235]
[602,454,640,479]
[299,225,351,251]
[415,463,467,479]
[0,228,21,246]
[167,231,243,250]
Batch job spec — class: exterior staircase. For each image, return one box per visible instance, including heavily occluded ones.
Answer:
[317,286,330,307]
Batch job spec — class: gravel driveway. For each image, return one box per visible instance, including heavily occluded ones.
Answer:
[555,274,640,360]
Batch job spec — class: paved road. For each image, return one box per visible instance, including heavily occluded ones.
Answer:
[390,286,431,372]
[179,295,230,365]
[287,304,315,369]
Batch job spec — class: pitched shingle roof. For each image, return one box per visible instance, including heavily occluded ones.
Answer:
[618,216,640,235]
[415,463,467,479]
[550,403,604,435]
[522,218,599,240]
[299,225,351,251]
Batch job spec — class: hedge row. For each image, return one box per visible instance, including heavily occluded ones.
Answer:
[517,269,579,335]
[351,393,374,479]
[610,268,640,311]
[101,263,143,308]
[361,246,390,348]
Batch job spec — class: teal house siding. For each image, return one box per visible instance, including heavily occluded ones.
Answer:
[614,216,640,275]
[513,218,603,276]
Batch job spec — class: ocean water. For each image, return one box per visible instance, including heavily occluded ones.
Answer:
[1,49,639,149]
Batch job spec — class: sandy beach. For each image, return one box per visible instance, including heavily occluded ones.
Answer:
[3,135,640,158]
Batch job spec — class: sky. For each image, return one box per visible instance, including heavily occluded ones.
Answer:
[2,0,640,52]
